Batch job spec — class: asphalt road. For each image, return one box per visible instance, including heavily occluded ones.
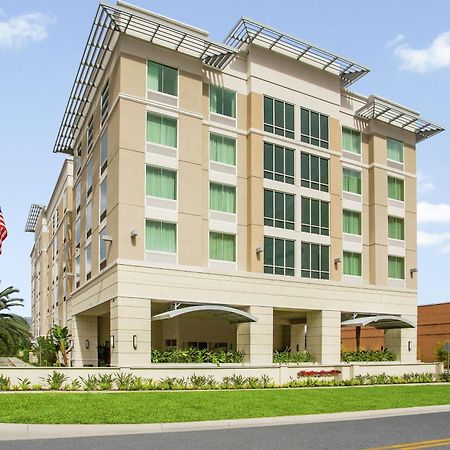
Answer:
[1,412,450,450]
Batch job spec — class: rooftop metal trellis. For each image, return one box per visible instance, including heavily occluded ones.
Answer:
[25,204,45,233]
[356,96,444,142]
[224,18,370,88]
[53,1,237,155]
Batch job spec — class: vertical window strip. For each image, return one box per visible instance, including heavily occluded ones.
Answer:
[388,255,405,279]
[388,216,405,240]
[388,177,404,201]
[87,117,94,152]
[342,127,361,154]
[300,108,329,149]
[264,189,295,230]
[301,197,329,235]
[99,227,107,269]
[210,85,236,118]
[343,210,362,235]
[146,112,177,148]
[101,81,109,125]
[210,133,236,166]
[147,61,178,96]
[263,142,295,184]
[387,138,404,163]
[85,243,92,280]
[100,178,107,222]
[343,168,361,194]
[264,236,295,276]
[209,232,236,262]
[146,166,177,200]
[263,96,294,139]
[100,130,108,173]
[145,220,177,253]
[343,251,362,276]
[301,242,329,279]
[300,152,329,192]
[210,183,236,214]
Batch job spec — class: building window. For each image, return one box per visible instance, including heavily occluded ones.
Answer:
[99,227,107,270]
[210,85,236,118]
[343,251,362,276]
[387,137,403,163]
[342,127,361,154]
[86,201,92,238]
[146,166,177,200]
[76,144,82,175]
[343,210,362,235]
[75,218,81,248]
[301,197,329,235]
[147,61,178,96]
[264,189,295,230]
[75,183,81,213]
[145,220,176,253]
[87,116,94,153]
[388,255,404,279]
[210,133,236,166]
[263,96,294,139]
[210,183,236,214]
[86,243,92,281]
[343,167,361,194]
[264,142,294,184]
[100,130,108,174]
[86,159,93,197]
[388,216,405,240]
[101,80,109,125]
[146,112,177,148]
[209,232,236,262]
[301,242,329,279]
[100,178,107,222]
[300,108,329,149]
[264,237,295,276]
[300,152,329,192]
[388,176,404,201]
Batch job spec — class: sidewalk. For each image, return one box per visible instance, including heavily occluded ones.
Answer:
[1,405,450,441]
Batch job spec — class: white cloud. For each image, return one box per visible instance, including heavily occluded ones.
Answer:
[417,172,435,195]
[441,245,450,254]
[417,201,450,224]
[386,33,404,48]
[0,12,55,50]
[417,230,450,246]
[391,31,450,73]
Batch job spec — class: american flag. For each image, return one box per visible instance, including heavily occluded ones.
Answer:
[0,207,7,255]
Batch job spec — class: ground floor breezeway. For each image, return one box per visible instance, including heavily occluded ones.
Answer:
[68,298,418,368]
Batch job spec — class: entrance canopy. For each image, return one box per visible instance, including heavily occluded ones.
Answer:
[341,315,415,330]
[152,305,257,324]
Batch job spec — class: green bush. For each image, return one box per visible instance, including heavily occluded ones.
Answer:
[273,349,315,364]
[341,349,396,362]
[43,371,68,390]
[0,375,10,391]
[435,342,450,369]
[151,347,245,364]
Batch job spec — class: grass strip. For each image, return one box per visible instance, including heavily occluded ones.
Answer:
[1,385,450,424]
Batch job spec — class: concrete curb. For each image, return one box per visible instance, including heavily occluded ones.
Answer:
[1,405,450,441]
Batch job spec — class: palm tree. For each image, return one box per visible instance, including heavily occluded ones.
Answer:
[0,285,30,356]
[50,325,69,367]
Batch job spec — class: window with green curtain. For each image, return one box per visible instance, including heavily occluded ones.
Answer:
[264,236,294,276]
[145,220,176,253]
[301,242,329,279]
[388,216,405,240]
[342,127,361,154]
[388,177,404,201]
[264,189,294,230]
[301,197,329,235]
[263,96,294,139]
[387,138,403,163]
[343,168,361,194]
[210,85,236,118]
[388,255,404,279]
[209,232,236,262]
[146,166,177,200]
[263,142,294,184]
[146,112,177,148]
[300,108,329,149]
[147,61,178,96]
[210,183,236,213]
[300,152,329,192]
[343,252,362,276]
[210,133,236,165]
[343,210,362,235]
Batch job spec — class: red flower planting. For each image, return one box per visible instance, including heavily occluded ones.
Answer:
[297,369,341,378]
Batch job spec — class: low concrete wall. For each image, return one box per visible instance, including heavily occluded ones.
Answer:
[0,362,443,386]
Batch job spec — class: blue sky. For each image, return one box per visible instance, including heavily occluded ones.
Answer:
[1,0,449,316]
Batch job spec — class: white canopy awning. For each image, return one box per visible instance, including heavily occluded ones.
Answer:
[341,315,415,330]
[152,305,257,324]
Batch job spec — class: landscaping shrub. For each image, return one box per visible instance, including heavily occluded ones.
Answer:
[435,342,450,369]
[151,347,245,364]
[341,349,396,362]
[0,375,10,391]
[43,371,68,390]
[273,349,315,364]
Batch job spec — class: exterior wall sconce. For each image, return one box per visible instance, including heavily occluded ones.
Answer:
[110,335,115,349]
[408,340,412,352]
[68,339,74,350]
[85,339,89,350]
[133,334,137,350]
[255,246,264,255]
[334,257,342,268]
[410,268,418,278]
[130,230,138,239]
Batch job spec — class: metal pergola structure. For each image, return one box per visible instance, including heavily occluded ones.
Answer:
[356,95,444,142]
[224,17,370,88]
[53,1,237,155]
[25,204,45,233]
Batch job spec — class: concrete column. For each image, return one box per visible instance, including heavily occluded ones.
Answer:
[290,323,306,353]
[237,306,273,365]
[110,297,151,367]
[384,322,417,364]
[306,310,341,365]
[71,315,98,367]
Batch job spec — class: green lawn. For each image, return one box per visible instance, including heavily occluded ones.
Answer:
[1,385,450,424]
